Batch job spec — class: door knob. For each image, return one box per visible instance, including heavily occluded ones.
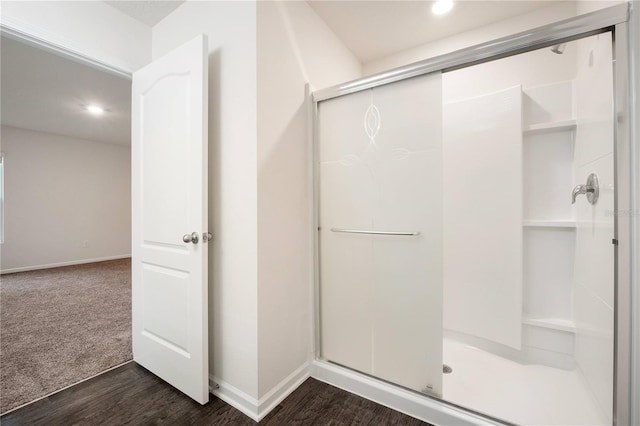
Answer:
[203,232,213,243]
[182,232,199,244]
[571,173,599,205]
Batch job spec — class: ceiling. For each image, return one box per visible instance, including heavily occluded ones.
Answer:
[307,1,555,63]
[1,36,131,146]
[101,1,558,65]
[104,1,185,26]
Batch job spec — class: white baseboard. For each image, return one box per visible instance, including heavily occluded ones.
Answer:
[311,360,503,426]
[0,254,132,274]
[209,376,260,421]
[210,361,310,422]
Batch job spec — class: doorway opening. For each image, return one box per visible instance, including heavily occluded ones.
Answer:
[0,35,133,414]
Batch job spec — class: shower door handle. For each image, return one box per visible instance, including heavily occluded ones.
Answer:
[330,228,420,236]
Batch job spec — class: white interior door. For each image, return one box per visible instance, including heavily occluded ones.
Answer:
[131,34,209,404]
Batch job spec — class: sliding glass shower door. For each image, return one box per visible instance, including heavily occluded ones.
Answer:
[318,73,443,395]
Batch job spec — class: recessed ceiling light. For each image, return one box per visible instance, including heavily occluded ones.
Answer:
[86,105,105,115]
[432,0,454,15]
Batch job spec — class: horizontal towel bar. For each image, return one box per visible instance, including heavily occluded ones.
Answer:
[330,228,420,236]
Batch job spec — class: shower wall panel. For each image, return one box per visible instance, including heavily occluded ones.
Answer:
[443,86,523,350]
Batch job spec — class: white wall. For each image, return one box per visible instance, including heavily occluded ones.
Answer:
[0,1,150,74]
[152,0,260,401]
[152,0,360,415]
[256,0,360,400]
[0,126,131,272]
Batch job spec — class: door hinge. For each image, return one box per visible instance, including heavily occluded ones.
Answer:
[612,238,618,245]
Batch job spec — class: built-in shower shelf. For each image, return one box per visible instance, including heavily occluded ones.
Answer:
[523,119,577,135]
[523,220,576,228]
[522,317,576,333]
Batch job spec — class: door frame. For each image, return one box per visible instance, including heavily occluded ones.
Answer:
[311,4,636,425]
[0,8,137,410]
[0,21,133,80]
[0,1,137,371]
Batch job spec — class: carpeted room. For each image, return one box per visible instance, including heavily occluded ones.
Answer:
[0,260,132,412]
[0,35,133,414]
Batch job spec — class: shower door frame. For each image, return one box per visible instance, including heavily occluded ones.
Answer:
[311,3,634,425]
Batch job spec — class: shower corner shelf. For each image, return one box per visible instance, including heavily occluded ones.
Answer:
[523,220,576,228]
[523,119,577,135]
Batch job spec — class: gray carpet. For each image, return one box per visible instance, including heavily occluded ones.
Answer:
[0,258,132,414]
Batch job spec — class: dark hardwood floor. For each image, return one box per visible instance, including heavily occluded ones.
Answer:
[1,362,431,425]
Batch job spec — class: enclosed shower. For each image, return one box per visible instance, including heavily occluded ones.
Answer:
[316,31,615,426]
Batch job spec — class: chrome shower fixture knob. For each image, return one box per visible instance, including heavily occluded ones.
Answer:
[571,173,599,205]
